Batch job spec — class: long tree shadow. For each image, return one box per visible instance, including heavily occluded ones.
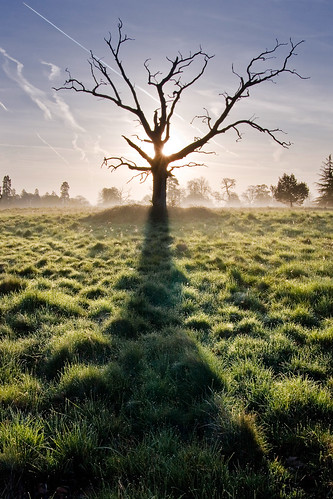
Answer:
[105,209,222,434]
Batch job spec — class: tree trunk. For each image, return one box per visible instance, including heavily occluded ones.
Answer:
[151,161,168,221]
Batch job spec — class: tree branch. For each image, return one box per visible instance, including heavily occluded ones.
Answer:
[122,135,153,165]
[167,39,304,163]
[102,156,152,174]
[168,161,206,175]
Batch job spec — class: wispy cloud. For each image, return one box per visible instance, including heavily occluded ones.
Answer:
[0,47,84,131]
[72,134,87,161]
[93,135,109,157]
[41,61,61,80]
[53,93,85,132]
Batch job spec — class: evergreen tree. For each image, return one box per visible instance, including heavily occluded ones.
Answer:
[271,173,309,207]
[316,155,333,207]
[167,177,183,207]
[1,176,12,202]
[60,181,70,202]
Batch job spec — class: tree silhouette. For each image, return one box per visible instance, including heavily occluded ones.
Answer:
[99,187,124,206]
[271,173,309,207]
[186,177,211,205]
[214,178,239,205]
[60,181,70,203]
[57,21,305,219]
[167,177,183,207]
[221,178,236,201]
[316,155,333,207]
[243,184,271,206]
[1,176,12,203]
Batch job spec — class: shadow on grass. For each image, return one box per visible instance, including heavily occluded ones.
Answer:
[103,209,222,434]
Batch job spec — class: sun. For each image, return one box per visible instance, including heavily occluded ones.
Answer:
[162,132,186,156]
[136,128,188,158]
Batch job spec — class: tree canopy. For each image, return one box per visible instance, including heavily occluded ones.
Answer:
[272,173,309,207]
[57,20,305,218]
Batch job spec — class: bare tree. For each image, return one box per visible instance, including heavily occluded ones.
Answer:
[221,178,236,200]
[243,184,271,206]
[57,20,305,219]
[186,176,212,205]
[214,178,237,204]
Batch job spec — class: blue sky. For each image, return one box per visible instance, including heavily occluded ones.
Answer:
[1,0,332,203]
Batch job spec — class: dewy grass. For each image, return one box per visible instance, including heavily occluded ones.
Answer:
[0,207,333,498]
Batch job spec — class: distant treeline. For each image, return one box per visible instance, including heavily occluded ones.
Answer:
[1,155,332,209]
[0,178,89,208]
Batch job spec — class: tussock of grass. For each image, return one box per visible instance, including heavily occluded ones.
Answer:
[46,325,112,373]
[267,375,333,423]
[0,413,46,478]
[82,204,149,224]
[9,289,83,317]
[0,276,26,294]
[55,362,128,404]
[0,374,42,408]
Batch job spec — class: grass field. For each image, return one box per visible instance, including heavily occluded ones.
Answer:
[0,206,332,498]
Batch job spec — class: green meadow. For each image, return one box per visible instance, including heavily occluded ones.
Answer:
[0,206,332,498]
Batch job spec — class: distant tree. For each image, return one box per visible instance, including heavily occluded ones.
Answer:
[70,195,90,207]
[41,191,60,207]
[20,189,34,206]
[167,177,183,207]
[271,173,309,207]
[316,155,333,207]
[99,187,124,206]
[221,178,236,201]
[242,184,271,206]
[60,181,70,202]
[141,194,152,205]
[186,177,212,205]
[254,184,271,205]
[58,20,305,219]
[226,192,241,206]
[1,175,12,202]
[214,178,240,206]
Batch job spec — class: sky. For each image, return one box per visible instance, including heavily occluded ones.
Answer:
[1,0,332,204]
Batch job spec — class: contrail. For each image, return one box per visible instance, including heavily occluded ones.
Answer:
[23,3,92,55]
[36,132,70,165]
[23,2,160,103]
[0,101,8,111]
